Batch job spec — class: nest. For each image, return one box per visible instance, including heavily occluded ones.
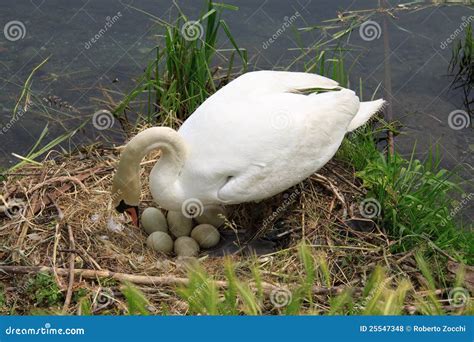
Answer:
[0,144,468,314]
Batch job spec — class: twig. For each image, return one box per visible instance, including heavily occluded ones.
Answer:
[76,244,102,271]
[14,180,43,262]
[312,173,347,216]
[31,167,103,214]
[27,176,89,195]
[62,224,76,312]
[0,265,345,296]
[52,222,62,286]
[326,165,365,195]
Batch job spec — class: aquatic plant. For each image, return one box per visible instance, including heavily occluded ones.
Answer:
[114,1,247,127]
[338,126,473,264]
[449,24,473,116]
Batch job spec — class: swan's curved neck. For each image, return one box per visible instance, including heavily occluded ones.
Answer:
[113,127,187,207]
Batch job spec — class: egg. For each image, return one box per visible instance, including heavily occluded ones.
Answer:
[195,205,226,227]
[141,207,168,235]
[174,236,200,257]
[146,231,173,254]
[191,224,220,248]
[167,211,193,238]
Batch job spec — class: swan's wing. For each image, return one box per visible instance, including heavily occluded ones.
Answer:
[218,70,339,96]
[179,88,359,203]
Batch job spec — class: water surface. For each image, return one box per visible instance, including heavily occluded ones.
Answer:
[0,0,472,220]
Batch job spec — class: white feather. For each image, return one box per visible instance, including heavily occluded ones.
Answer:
[116,71,385,211]
[347,99,386,132]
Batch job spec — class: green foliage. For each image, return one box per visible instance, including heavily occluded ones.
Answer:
[26,273,63,307]
[78,297,93,316]
[122,282,150,315]
[176,259,262,315]
[176,265,218,314]
[99,277,119,288]
[303,47,350,87]
[338,127,473,263]
[449,24,473,114]
[114,1,247,127]
[354,266,410,315]
[0,283,5,309]
[72,287,89,303]
[13,56,50,118]
[300,14,472,264]
[173,243,470,315]
[72,287,91,315]
[328,289,354,315]
[414,252,443,314]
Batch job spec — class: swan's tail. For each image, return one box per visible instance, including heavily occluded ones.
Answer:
[347,99,386,132]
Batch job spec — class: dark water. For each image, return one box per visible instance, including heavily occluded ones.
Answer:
[0,1,472,219]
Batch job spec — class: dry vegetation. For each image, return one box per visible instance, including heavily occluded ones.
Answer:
[0,142,471,315]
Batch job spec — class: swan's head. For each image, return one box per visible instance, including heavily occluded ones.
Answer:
[110,126,188,227]
[111,157,140,227]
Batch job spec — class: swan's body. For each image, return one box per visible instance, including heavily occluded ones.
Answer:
[112,71,385,218]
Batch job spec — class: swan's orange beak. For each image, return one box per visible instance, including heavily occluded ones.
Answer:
[115,200,140,227]
[125,207,139,227]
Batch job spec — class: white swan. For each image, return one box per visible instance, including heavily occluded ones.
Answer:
[112,71,385,225]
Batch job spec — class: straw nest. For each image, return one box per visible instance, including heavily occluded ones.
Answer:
[0,143,468,314]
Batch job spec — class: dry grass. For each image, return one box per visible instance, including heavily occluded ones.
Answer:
[0,141,470,315]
